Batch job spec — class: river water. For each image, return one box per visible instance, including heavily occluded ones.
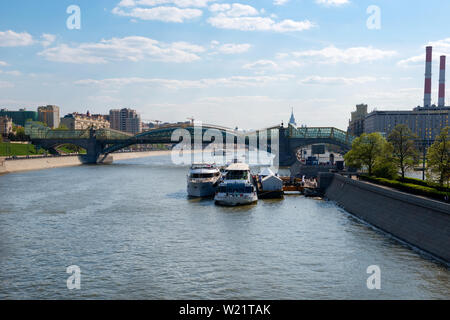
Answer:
[0,155,449,299]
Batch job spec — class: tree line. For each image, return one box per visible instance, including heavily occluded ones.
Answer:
[344,125,450,187]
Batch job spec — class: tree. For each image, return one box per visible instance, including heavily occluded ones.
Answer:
[372,142,398,179]
[344,132,391,176]
[33,121,48,127]
[388,124,419,179]
[54,124,69,131]
[10,125,28,141]
[427,126,450,187]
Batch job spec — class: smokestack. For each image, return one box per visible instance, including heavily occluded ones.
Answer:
[424,46,432,108]
[438,55,446,107]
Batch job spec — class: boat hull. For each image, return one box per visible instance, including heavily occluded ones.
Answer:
[214,193,258,206]
[187,181,217,198]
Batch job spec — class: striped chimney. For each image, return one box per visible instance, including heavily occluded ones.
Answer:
[424,46,432,108]
[438,55,446,107]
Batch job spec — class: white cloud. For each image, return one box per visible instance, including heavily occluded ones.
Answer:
[38,36,205,64]
[243,60,278,70]
[215,43,251,54]
[0,30,34,47]
[171,41,206,53]
[113,0,217,22]
[429,37,450,51]
[274,0,289,5]
[285,46,397,64]
[87,95,122,104]
[221,3,259,17]
[209,3,231,12]
[112,6,203,22]
[75,74,294,89]
[300,76,377,85]
[207,3,315,32]
[118,0,137,6]
[0,70,21,76]
[397,55,425,68]
[0,80,14,88]
[196,95,276,104]
[272,19,315,32]
[41,33,56,47]
[398,38,450,67]
[0,61,8,66]
[315,0,349,6]
[123,0,216,7]
[353,88,423,110]
[208,15,314,32]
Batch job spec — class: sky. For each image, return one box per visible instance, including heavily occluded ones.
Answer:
[1,0,450,130]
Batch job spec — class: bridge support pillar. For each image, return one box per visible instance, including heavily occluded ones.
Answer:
[81,139,104,164]
[277,127,297,167]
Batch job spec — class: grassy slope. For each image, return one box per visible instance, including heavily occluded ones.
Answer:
[0,143,45,156]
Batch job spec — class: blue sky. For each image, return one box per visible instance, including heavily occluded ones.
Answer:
[1,0,450,130]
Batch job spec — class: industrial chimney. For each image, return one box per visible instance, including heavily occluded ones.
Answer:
[424,46,432,108]
[438,55,446,107]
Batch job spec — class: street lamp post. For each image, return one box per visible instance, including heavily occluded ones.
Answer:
[422,142,426,181]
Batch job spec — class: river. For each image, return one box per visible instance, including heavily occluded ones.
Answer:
[0,155,448,299]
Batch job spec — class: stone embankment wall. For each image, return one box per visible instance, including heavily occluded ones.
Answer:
[0,151,170,175]
[0,156,84,174]
[322,173,450,264]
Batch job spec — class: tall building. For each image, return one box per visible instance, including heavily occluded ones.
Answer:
[288,107,297,127]
[109,108,142,134]
[0,108,38,127]
[347,104,368,136]
[0,116,13,136]
[364,106,449,142]
[38,105,60,128]
[60,111,110,130]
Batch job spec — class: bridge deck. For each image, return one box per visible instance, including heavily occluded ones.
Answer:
[26,122,354,144]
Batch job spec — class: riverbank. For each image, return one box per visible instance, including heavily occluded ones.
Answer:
[323,173,450,265]
[0,151,172,175]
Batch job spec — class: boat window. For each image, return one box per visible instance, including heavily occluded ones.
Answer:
[191,173,216,178]
[225,170,248,180]
[218,184,252,193]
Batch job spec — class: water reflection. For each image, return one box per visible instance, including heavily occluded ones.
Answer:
[0,155,448,300]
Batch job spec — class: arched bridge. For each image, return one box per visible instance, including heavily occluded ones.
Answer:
[25,122,355,166]
[279,125,355,165]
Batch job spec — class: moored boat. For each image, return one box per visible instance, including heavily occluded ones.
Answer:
[214,163,258,206]
[256,167,284,199]
[187,163,221,198]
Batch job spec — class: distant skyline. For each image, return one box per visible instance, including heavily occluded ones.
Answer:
[1,0,450,130]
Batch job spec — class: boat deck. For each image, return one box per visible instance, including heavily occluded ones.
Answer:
[253,176,319,197]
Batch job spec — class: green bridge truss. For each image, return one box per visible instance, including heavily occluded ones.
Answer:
[25,121,355,156]
[25,122,133,140]
[286,125,355,147]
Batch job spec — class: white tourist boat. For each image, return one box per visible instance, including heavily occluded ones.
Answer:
[187,163,221,198]
[214,163,258,206]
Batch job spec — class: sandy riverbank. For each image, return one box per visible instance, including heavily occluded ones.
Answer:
[0,151,173,175]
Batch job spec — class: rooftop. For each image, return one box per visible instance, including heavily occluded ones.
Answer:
[226,163,250,171]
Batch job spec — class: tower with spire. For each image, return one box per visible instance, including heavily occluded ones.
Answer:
[288,107,297,127]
